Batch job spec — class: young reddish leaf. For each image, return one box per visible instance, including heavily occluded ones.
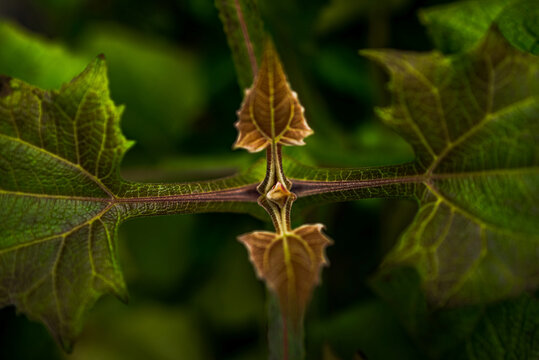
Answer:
[233,41,313,153]
[238,224,332,321]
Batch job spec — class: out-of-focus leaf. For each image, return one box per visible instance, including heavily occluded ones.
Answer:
[361,27,539,306]
[419,0,511,53]
[351,122,414,166]
[315,46,373,101]
[121,153,258,183]
[496,0,539,55]
[421,0,538,55]
[193,241,265,327]
[78,25,207,161]
[0,22,90,89]
[64,302,209,360]
[371,267,539,359]
[215,0,266,89]
[119,215,195,297]
[316,0,410,34]
[460,295,539,360]
[308,299,422,360]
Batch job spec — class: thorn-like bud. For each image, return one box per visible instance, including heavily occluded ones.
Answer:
[266,181,293,207]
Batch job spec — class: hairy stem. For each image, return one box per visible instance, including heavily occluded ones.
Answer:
[233,0,258,76]
[258,144,291,194]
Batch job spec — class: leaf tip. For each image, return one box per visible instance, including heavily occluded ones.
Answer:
[111,283,130,304]
[358,49,386,62]
[233,41,314,151]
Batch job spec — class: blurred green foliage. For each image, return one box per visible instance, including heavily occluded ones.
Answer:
[0,0,536,359]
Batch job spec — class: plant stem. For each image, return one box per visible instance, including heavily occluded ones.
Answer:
[267,291,304,360]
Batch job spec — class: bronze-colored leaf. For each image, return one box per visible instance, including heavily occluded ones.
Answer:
[266,181,294,208]
[233,41,313,153]
[238,224,331,320]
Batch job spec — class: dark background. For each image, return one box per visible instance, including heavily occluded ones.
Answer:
[0,0,455,359]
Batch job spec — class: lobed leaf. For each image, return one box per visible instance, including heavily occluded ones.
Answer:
[238,224,332,321]
[362,27,539,306]
[0,58,262,350]
[234,41,313,152]
[0,57,129,350]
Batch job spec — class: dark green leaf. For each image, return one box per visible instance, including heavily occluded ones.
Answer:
[419,0,511,53]
[0,59,261,350]
[496,0,539,55]
[421,0,538,55]
[371,267,539,359]
[461,295,539,360]
[362,27,539,306]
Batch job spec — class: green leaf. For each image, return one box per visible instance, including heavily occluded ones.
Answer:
[307,299,422,360]
[361,27,539,306]
[65,302,210,360]
[371,267,539,359]
[0,58,262,350]
[420,0,539,55]
[215,0,267,89]
[0,21,90,89]
[496,0,539,55]
[419,0,511,53]
[462,295,539,360]
[0,57,130,351]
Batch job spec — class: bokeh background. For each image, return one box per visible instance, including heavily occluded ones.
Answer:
[0,0,457,359]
